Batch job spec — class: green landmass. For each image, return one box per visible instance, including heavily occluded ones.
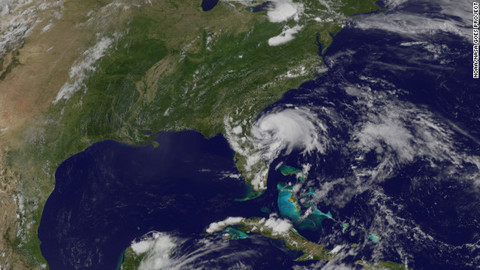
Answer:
[357,260,412,270]
[207,217,333,261]
[204,217,409,269]
[119,247,145,270]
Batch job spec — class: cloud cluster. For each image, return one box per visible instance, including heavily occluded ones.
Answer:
[53,35,117,103]
[206,217,244,234]
[225,107,327,191]
[266,0,304,23]
[353,100,480,178]
[0,0,64,59]
[263,215,292,235]
[130,231,176,270]
[223,0,304,46]
[206,215,292,236]
[252,107,327,159]
[355,0,473,41]
[268,25,303,46]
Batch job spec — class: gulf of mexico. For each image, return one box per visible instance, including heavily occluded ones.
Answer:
[38,131,263,269]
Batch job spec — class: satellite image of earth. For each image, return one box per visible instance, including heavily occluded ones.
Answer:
[0,0,479,269]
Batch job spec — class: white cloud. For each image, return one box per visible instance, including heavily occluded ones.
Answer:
[130,231,176,270]
[206,217,244,233]
[152,238,232,270]
[263,215,292,235]
[206,215,292,236]
[354,102,479,167]
[224,0,309,47]
[232,125,242,134]
[0,0,64,59]
[346,91,480,190]
[41,23,53,33]
[53,36,116,103]
[354,0,472,41]
[252,107,327,159]
[266,0,303,23]
[223,0,303,23]
[331,245,343,254]
[357,115,415,162]
[268,25,302,46]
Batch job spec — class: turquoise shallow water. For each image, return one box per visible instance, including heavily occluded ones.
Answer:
[369,234,381,244]
[277,183,301,222]
[226,227,250,239]
[277,182,334,232]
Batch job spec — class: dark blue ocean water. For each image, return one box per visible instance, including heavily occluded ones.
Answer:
[38,131,282,269]
[257,24,480,270]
